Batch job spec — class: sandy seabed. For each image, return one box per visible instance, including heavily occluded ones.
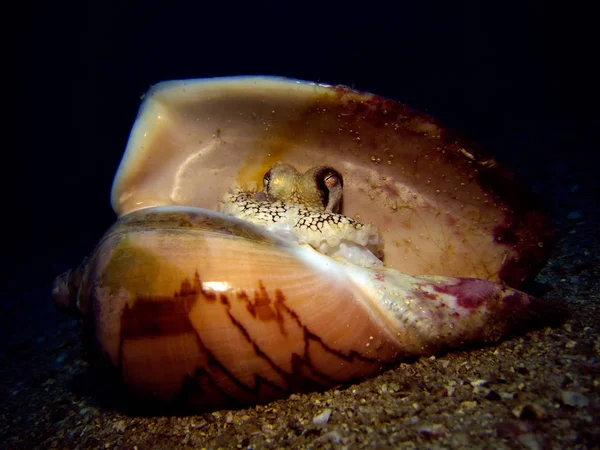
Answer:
[1,148,598,450]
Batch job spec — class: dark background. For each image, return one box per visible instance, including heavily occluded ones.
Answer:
[4,1,598,335]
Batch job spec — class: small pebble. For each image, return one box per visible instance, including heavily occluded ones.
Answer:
[512,403,546,420]
[114,420,127,433]
[473,386,491,397]
[518,433,544,450]
[497,419,536,438]
[470,379,488,387]
[485,390,502,401]
[54,353,68,365]
[460,401,477,410]
[313,430,341,444]
[561,391,589,407]
[190,421,206,429]
[313,408,332,426]
[417,423,447,438]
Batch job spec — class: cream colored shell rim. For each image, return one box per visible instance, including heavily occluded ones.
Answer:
[110,76,352,215]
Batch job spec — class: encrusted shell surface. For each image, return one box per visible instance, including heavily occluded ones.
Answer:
[111,76,552,288]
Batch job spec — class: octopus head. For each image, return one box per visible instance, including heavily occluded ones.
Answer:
[257,162,344,213]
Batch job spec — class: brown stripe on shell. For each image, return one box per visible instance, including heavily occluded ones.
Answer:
[117,272,393,408]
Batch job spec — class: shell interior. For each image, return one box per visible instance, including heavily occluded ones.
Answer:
[111,76,552,287]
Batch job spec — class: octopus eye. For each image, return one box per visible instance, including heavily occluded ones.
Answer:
[308,166,343,213]
[263,170,272,188]
[316,168,343,193]
[324,171,341,189]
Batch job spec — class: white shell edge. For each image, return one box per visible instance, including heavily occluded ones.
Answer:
[110,76,344,213]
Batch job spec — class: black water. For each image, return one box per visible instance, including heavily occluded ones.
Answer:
[4,0,598,397]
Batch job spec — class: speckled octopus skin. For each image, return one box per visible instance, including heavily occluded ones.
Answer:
[219,191,382,261]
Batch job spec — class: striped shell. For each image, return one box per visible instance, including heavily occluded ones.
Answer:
[53,77,552,410]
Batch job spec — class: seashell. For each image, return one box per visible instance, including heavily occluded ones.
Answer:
[53,76,553,410]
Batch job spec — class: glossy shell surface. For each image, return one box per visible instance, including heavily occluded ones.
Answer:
[69,206,535,410]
